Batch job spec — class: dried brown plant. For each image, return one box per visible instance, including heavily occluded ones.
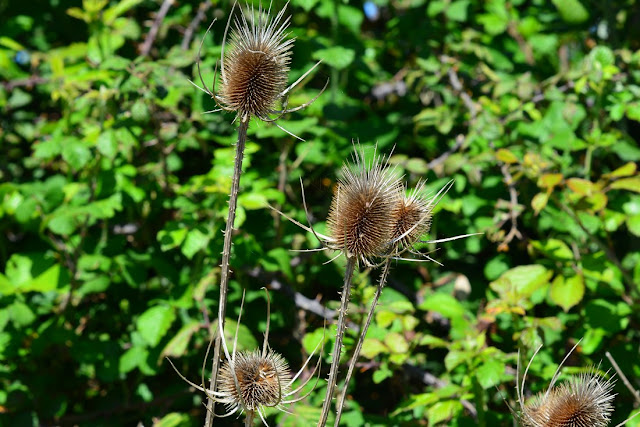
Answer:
[168,289,322,426]
[516,341,639,427]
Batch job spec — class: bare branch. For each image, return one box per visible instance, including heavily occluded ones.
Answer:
[140,0,175,57]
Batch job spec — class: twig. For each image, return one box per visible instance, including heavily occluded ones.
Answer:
[497,162,523,250]
[2,75,48,91]
[140,0,174,57]
[606,351,640,404]
[181,2,211,50]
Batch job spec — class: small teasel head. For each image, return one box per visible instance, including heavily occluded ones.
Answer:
[192,2,326,136]
[218,2,293,122]
[389,180,434,253]
[517,341,616,427]
[167,289,323,425]
[325,145,403,265]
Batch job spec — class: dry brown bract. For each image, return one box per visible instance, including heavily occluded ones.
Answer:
[191,2,325,137]
[518,342,616,427]
[325,147,403,265]
[167,290,322,426]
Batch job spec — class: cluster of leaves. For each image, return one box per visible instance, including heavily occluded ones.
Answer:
[1,0,639,425]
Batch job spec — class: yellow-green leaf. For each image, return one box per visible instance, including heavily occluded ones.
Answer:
[531,192,549,215]
[604,162,636,179]
[550,275,585,312]
[496,149,519,164]
[566,178,595,196]
[610,177,640,193]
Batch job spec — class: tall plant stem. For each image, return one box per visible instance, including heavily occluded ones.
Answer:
[318,256,357,427]
[334,259,391,426]
[204,118,250,427]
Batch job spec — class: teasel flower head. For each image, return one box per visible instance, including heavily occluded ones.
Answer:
[517,341,616,427]
[191,2,326,137]
[323,146,403,265]
[167,289,323,425]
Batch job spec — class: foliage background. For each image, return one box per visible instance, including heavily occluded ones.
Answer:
[1,0,640,425]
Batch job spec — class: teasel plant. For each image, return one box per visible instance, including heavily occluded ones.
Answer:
[515,340,640,427]
[189,2,326,423]
[167,289,323,426]
[270,145,478,425]
[332,179,479,425]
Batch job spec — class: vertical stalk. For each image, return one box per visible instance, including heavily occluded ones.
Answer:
[244,410,255,427]
[472,375,487,427]
[318,256,357,427]
[204,118,250,427]
[334,259,391,426]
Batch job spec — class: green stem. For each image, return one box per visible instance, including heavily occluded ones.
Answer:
[472,375,487,427]
[204,118,250,427]
[334,259,391,426]
[318,256,357,427]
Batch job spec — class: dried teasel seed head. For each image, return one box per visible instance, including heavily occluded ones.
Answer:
[389,181,433,252]
[220,2,293,121]
[326,147,402,265]
[521,371,616,427]
[218,349,292,412]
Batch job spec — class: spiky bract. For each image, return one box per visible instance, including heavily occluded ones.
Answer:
[326,149,402,265]
[218,349,292,413]
[520,371,616,427]
[389,182,433,253]
[220,3,293,121]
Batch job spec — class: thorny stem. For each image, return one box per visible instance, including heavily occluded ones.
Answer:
[204,118,250,427]
[334,259,391,426]
[245,410,255,427]
[318,256,357,427]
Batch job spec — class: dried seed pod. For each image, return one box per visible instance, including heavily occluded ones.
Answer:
[389,181,433,252]
[217,349,291,413]
[192,2,326,138]
[326,147,402,265]
[218,3,293,121]
[518,342,616,427]
[167,289,323,425]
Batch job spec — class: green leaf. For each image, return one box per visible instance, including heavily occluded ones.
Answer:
[531,238,573,261]
[604,162,636,179]
[361,338,387,358]
[153,413,191,427]
[610,177,640,193]
[476,359,505,389]
[551,0,589,23]
[291,0,319,12]
[313,47,355,70]
[496,149,519,164]
[566,178,595,196]
[428,400,463,425]
[9,301,36,327]
[627,215,640,237]
[137,305,176,348]
[446,0,470,22]
[383,332,409,354]
[119,346,148,374]
[161,321,200,359]
[61,138,92,170]
[181,227,210,259]
[531,192,549,215]
[549,275,585,312]
[490,265,552,298]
